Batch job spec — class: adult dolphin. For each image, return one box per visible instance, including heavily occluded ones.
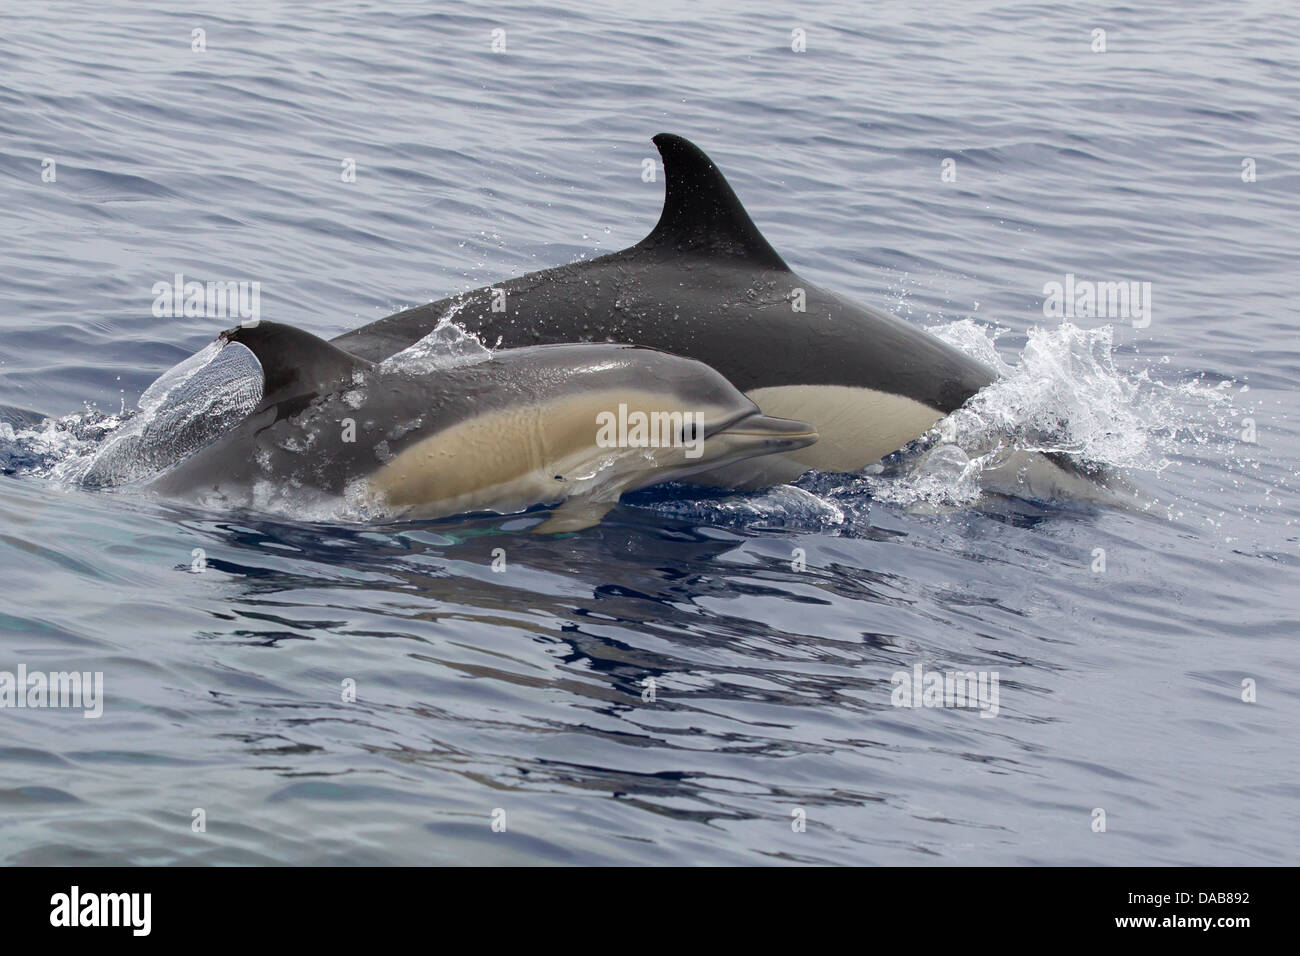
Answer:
[331,134,996,485]
[146,321,818,531]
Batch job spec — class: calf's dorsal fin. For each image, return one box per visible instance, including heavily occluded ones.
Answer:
[220,321,373,406]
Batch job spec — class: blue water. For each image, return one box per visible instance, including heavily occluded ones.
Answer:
[1,0,1298,864]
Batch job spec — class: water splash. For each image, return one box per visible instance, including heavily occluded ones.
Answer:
[379,302,493,374]
[0,406,120,478]
[75,340,263,486]
[859,319,1240,510]
[0,339,264,487]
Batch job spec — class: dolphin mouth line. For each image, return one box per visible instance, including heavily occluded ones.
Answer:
[713,412,819,448]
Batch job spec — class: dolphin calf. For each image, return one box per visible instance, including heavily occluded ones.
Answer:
[331,134,997,485]
[146,321,818,531]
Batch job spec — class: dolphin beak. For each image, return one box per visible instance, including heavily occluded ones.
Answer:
[713,413,819,452]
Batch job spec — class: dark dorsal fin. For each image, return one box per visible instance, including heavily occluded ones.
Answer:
[220,320,372,406]
[634,133,789,271]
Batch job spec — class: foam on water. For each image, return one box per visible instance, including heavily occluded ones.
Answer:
[0,339,263,486]
[0,405,120,477]
[856,319,1241,512]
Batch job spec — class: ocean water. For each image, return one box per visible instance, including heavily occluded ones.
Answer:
[1,0,1298,865]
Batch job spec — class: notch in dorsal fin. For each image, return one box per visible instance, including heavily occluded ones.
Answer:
[220,320,373,406]
[634,133,789,271]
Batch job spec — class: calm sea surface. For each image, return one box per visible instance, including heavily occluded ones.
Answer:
[1,0,1297,864]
